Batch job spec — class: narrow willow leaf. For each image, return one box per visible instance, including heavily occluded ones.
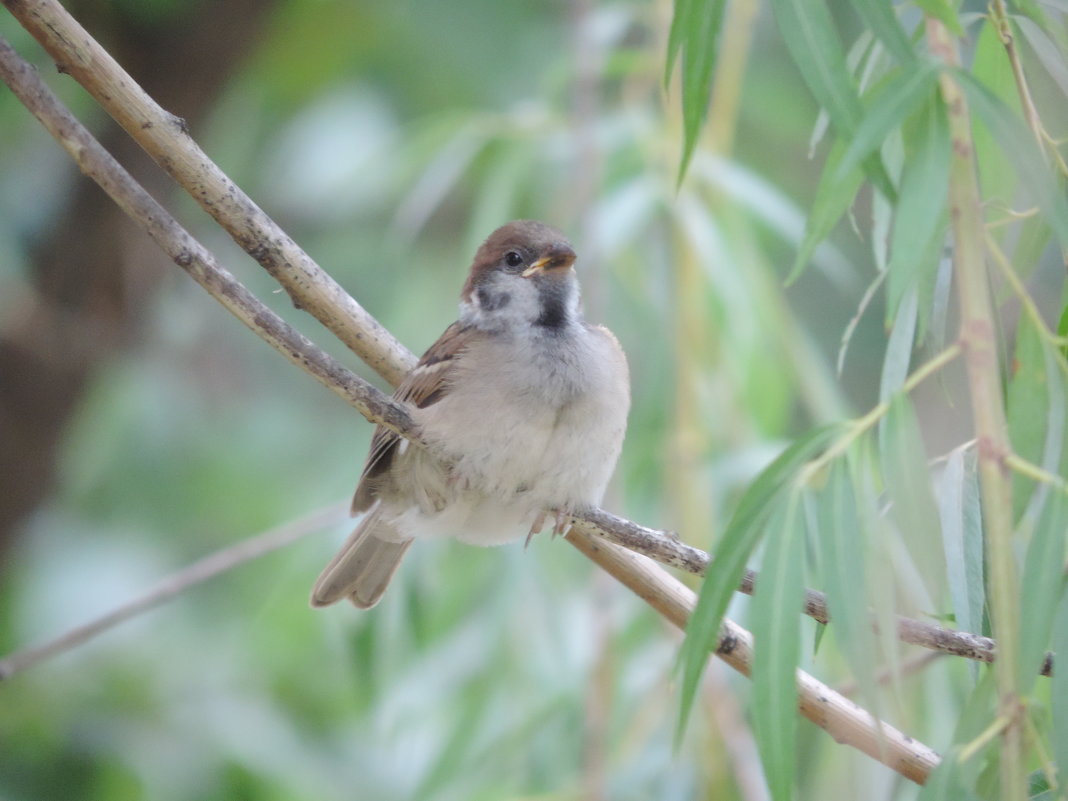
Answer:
[1060,287,1068,362]
[788,140,865,283]
[676,423,841,737]
[886,96,951,325]
[1014,15,1068,98]
[1012,0,1061,36]
[878,395,945,606]
[927,252,953,353]
[1008,317,1051,522]
[834,60,940,182]
[665,0,728,181]
[820,458,881,713]
[1052,588,1068,795]
[957,70,1068,250]
[970,20,1020,218]
[1010,214,1056,286]
[1019,491,1068,696]
[917,748,982,801]
[938,449,985,644]
[770,0,859,133]
[879,285,918,400]
[769,0,895,199]
[960,452,985,637]
[847,0,917,65]
[1026,770,1054,800]
[752,494,804,801]
[1034,342,1065,512]
[664,0,694,84]
[956,672,1001,788]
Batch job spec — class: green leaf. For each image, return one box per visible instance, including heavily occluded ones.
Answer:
[1019,490,1068,696]
[878,394,945,606]
[665,0,728,182]
[820,458,881,711]
[1008,316,1052,521]
[788,139,865,283]
[927,251,953,352]
[751,494,804,801]
[847,0,917,65]
[1059,288,1068,363]
[1052,588,1068,795]
[770,0,857,133]
[970,20,1021,219]
[834,60,940,183]
[957,69,1068,251]
[879,285,918,400]
[676,423,842,737]
[916,672,997,799]
[886,96,951,326]
[769,0,895,199]
[937,449,985,641]
[918,747,983,801]
[1014,15,1068,99]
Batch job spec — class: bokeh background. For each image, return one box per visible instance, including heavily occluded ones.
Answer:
[2,1,1065,800]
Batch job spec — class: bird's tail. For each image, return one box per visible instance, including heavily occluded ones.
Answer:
[310,504,413,609]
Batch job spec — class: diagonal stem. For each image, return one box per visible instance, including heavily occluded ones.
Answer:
[927,18,1023,801]
[1,0,416,385]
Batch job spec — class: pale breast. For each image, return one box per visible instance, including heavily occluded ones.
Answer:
[417,324,627,500]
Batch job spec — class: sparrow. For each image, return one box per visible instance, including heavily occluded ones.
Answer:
[311,220,630,609]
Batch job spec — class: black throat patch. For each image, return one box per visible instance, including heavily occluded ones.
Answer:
[534,281,570,330]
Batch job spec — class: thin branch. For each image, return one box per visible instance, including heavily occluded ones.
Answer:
[2,0,416,386]
[986,230,1068,356]
[799,342,963,484]
[928,17,1024,801]
[0,35,415,442]
[576,510,1053,676]
[989,0,1045,152]
[1005,453,1068,496]
[564,533,941,784]
[988,0,1068,179]
[0,503,348,680]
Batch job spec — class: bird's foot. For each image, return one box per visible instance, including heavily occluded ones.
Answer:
[525,511,549,549]
[551,508,573,538]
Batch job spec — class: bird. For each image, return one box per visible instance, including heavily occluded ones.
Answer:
[310,220,630,609]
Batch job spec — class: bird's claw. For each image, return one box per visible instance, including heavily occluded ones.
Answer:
[525,511,548,549]
[552,509,572,538]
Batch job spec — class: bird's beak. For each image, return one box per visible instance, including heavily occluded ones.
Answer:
[522,244,576,277]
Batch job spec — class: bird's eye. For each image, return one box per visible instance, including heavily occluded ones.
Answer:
[504,251,523,268]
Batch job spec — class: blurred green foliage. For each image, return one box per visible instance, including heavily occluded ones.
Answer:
[2,0,1067,800]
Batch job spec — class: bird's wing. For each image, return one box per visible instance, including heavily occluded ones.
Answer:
[351,322,479,513]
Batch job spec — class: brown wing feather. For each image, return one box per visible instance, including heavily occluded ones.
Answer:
[351,323,478,513]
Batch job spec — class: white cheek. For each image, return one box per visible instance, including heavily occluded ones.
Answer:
[460,274,543,330]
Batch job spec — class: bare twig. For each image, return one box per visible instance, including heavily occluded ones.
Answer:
[0,35,415,442]
[0,9,950,782]
[2,0,415,386]
[565,534,941,784]
[0,502,348,680]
